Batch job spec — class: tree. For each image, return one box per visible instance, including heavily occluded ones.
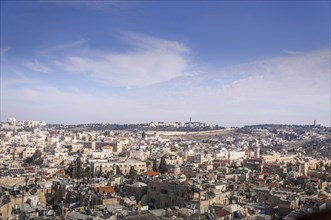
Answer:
[319,161,324,169]
[146,161,151,169]
[67,145,73,153]
[159,157,167,174]
[116,165,122,175]
[25,150,43,165]
[75,157,83,179]
[170,146,178,152]
[98,165,103,177]
[83,166,91,179]
[152,159,158,172]
[66,157,84,179]
[128,166,137,181]
[104,170,113,179]
[66,163,73,178]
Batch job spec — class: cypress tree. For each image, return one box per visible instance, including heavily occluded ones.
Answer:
[152,159,158,172]
[116,165,122,175]
[159,157,167,174]
[128,166,137,181]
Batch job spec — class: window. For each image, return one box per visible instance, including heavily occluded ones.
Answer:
[161,189,168,195]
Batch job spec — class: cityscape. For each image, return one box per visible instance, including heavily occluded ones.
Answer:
[1,1,331,220]
[0,118,331,219]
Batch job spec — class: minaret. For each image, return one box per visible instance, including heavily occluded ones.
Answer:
[254,139,260,158]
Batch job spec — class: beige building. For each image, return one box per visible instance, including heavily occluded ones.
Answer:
[91,159,146,176]
[262,153,296,163]
[22,147,36,159]
[147,179,230,214]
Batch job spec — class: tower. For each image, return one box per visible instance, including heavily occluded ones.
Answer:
[254,139,260,158]
[300,162,308,176]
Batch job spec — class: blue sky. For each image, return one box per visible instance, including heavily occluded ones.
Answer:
[1,1,330,126]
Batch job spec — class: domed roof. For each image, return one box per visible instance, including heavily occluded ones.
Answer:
[131,182,147,187]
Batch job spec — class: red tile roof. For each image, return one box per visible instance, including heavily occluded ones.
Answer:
[215,209,232,217]
[310,177,320,182]
[145,170,160,177]
[97,186,115,194]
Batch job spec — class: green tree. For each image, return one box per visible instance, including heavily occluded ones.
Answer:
[152,159,158,172]
[159,157,167,174]
[83,166,91,179]
[128,166,137,181]
[25,149,43,165]
[98,165,103,177]
[104,170,113,179]
[66,163,73,177]
[146,161,151,169]
[66,157,84,179]
[170,146,178,152]
[33,149,42,159]
[67,145,73,153]
[75,157,83,179]
[116,165,122,175]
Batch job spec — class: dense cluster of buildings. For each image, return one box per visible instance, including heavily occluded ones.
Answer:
[0,118,330,219]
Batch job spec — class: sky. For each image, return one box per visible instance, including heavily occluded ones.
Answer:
[1,1,330,126]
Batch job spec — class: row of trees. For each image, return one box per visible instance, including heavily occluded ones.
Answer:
[67,159,139,181]
[66,156,168,180]
[66,157,90,179]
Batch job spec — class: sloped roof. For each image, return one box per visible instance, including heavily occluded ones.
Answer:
[145,170,160,177]
[215,209,232,217]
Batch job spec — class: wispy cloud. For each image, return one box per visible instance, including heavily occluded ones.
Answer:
[23,59,49,73]
[40,39,86,56]
[282,49,302,55]
[0,47,11,57]
[54,34,191,87]
[48,0,125,11]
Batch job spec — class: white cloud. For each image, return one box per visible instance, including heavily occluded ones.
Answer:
[127,49,330,126]
[1,84,151,124]
[23,59,49,73]
[54,34,191,87]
